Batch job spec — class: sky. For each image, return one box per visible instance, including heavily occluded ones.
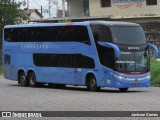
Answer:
[15,0,64,18]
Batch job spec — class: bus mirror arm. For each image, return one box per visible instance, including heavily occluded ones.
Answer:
[148,43,159,58]
[98,42,120,57]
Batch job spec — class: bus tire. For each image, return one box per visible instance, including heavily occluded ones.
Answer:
[119,88,128,92]
[87,75,100,91]
[28,72,37,87]
[54,84,66,88]
[48,83,55,87]
[19,72,28,87]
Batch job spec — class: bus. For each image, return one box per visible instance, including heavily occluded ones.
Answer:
[2,21,159,91]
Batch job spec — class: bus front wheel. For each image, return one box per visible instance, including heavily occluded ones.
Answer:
[19,72,28,87]
[87,75,100,91]
[28,72,37,87]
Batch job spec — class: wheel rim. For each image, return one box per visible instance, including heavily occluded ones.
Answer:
[30,74,35,85]
[21,75,26,84]
[90,78,96,87]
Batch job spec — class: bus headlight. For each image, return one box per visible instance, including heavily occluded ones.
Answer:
[111,73,126,80]
[146,75,151,79]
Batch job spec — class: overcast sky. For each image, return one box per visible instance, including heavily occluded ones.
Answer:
[16,0,64,18]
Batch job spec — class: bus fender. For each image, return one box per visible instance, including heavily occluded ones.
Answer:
[85,71,98,86]
[27,69,36,76]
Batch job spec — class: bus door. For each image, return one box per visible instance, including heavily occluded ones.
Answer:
[57,52,75,84]
[4,54,12,79]
[59,51,83,85]
[103,54,115,87]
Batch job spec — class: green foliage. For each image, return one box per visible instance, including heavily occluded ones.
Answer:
[150,58,160,86]
[0,65,3,74]
[58,19,71,23]
[0,0,27,41]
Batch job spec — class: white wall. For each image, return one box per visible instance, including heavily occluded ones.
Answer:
[89,0,160,18]
[29,12,41,20]
[68,0,84,17]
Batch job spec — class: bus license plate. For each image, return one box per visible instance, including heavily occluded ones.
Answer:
[132,84,139,87]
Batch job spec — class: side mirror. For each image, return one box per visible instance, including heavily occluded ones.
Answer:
[98,42,120,57]
[148,43,159,58]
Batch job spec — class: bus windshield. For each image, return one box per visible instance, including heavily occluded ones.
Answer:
[115,50,149,74]
[110,26,147,45]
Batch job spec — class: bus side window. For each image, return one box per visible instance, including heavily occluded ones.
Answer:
[4,54,10,65]
[73,26,91,44]
[22,28,29,42]
[4,29,11,42]
[93,32,100,42]
[91,25,112,43]
[29,28,36,42]
[60,27,73,42]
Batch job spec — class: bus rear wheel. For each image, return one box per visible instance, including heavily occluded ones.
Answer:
[28,72,37,87]
[19,72,28,87]
[119,88,128,92]
[87,75,100,91]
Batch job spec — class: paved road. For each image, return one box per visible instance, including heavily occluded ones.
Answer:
[0,75,160,120]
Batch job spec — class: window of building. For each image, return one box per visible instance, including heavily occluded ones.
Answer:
[101,0,111,7]
[146,0,157,5]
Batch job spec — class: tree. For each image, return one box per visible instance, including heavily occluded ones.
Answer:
[0,0,27,42]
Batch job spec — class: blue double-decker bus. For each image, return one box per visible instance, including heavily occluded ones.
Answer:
[2,21,159,91]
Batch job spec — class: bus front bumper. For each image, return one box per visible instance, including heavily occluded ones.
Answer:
[111,73,151,88]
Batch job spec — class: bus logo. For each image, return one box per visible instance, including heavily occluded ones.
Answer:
[2,112,11,117]
[21,43,48,50]
[128,46,139,50]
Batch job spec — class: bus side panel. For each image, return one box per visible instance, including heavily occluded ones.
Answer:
[3,42,13,80]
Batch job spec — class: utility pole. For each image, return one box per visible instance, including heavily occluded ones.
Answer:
[62,0,65,18]
[41,6,43,19]
[49,0,51,19]
[27,0,29,13]
[56,0,59,17]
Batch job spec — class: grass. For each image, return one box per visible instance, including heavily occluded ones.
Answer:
[0,65,3,74]
[150,58,160,86]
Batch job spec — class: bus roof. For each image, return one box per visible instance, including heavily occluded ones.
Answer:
[4,21,90,28]
[4,21,140,28]
[89,21,140,27]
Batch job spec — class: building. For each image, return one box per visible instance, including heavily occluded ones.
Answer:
[20,9,43,23]
[91,0,160,19]
[57,9,69,18]
[66,0,89,17]
[67,0,160,19]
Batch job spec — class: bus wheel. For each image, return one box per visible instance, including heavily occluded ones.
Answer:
[119,88,128,92]
[19,72,28,87]
[48,83,55,87]
[28,72,37,87]
[54,84,66,88]
[87,75,100,91]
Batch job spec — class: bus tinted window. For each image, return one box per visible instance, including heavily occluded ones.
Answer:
[33,54,95,68]
[4,26,90,44]
[90,25,112,42]
[110,26,147,45]
[59,26,90,44]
